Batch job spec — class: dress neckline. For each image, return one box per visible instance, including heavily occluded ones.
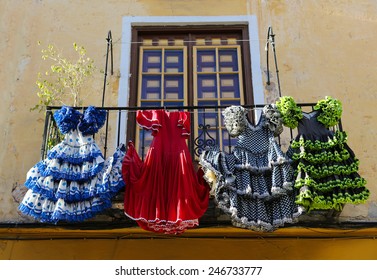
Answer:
[247,114,264,131]
[302,110,318,119]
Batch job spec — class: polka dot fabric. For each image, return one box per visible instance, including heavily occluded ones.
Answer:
[200,105,303,232]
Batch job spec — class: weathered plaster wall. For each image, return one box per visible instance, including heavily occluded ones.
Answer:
[0,0,376,223]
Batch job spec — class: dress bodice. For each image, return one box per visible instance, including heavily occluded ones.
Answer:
[63,129,95,147]
[297,111,333,137]
[277,95,343,130]
[236,115,271,155]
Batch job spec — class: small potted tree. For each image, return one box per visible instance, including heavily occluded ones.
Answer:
[32,42,96,111]
[32,42,96,154]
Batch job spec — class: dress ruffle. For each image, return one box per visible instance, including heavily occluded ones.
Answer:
[20,147,125,223]
[19,191,112,223]
[78,106,107,135]
[47,142,103,164]
[313,96,342,128]
[276,96,303,129]
[19,106,125,223]
[54,106,82,134]
[279,96,369,211]
[200,105,302,232]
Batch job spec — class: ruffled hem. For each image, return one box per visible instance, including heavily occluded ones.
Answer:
[296,187,370,211]
[124,212,199,235]
[231,215,301,232]
[18,192,112,223]
[25,175,125,203]
[214,194,303,232]
[216,203,302,232]
[141,220,199,235]
[269,156,293,166]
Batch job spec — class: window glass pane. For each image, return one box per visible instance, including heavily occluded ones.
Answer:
[197,50,216,72]
[163,101,184,108]
[142,50,162,73]
[141,76,161,99]
[164,75,184,100]
[165,50,184,73]
[197,74,217,99]
[219,49,238,72]
[220,74,240,98]
[140,101,161,107]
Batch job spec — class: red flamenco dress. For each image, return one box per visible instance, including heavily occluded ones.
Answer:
[122,110,209,234]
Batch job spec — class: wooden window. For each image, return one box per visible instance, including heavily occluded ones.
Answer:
[128,26,253,159]
[194,45,244,153]
[136,46,187,155]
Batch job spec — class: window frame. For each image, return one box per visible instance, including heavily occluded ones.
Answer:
[126,25,255,156]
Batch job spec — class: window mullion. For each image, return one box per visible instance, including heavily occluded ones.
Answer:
[215,47,223,152]
[161,47,165,106]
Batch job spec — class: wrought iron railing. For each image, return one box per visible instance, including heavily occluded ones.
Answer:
[41,103,342,161]
[37,103,344,225]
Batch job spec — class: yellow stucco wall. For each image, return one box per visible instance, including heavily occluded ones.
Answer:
[1,0,376,241]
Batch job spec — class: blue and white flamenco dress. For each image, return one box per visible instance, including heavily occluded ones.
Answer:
[19,106,125,223]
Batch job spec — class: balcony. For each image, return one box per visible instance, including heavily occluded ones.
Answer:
[36,103,345,229]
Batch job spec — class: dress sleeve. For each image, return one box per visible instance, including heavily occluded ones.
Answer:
[276,96,303,129]
[222,105,247,137]
[136,110,162,135]
[178,111,191,138]
[79,106,107,136]
[262,104,284,136]
[53,106,81,134]
[314,96,343,127]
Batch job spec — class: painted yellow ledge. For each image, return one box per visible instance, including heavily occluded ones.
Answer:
[1,225,377,239]
[1,226,377,260]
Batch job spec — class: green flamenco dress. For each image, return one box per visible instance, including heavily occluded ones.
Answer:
[277,96,369,212]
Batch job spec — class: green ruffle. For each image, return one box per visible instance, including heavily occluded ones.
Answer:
[314,96,343,128]
[295,176,367,192]
[276,96,303,129]
[296,160,360,179]
[292,148,351,164]
[296,188,370,211]
[290,131,347,151]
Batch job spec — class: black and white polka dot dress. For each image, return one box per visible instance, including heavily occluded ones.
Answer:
[200,105,303,231]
